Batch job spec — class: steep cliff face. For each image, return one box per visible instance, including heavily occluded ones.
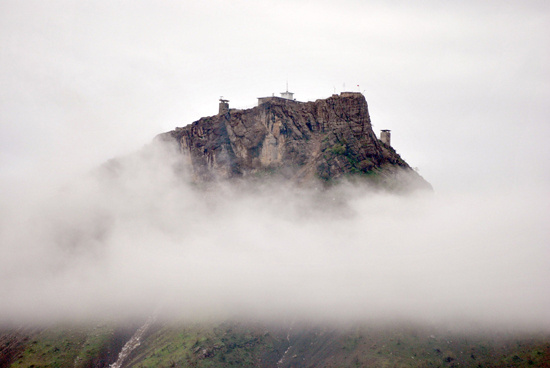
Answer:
[161,92,430,190]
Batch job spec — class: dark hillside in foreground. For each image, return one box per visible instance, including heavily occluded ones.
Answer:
[2,323,549,367]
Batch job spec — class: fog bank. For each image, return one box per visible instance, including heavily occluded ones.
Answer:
[1,142,548,331]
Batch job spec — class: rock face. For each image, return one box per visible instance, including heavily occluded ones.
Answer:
[161,92,430,190]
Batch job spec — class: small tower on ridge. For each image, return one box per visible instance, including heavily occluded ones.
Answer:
[381,130,391,146]
[219,98,229,115]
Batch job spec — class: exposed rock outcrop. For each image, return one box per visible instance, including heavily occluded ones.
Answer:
[160,92,431,191]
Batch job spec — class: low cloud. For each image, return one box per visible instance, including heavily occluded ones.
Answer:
[1,141,548,331]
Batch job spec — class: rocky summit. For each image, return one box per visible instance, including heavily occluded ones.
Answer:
[160,92,431,191]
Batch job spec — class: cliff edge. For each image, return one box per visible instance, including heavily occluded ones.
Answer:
[160,92,431,191]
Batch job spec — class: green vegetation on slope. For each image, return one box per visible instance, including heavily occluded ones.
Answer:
[3,323,549,367]
[5,324,121,368]
[125,322,280,368]
[119,322,550,368]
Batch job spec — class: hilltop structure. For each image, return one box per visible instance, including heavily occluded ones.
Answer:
[218,98,229,115]
[380,129,391,146]
[258,86,296,106]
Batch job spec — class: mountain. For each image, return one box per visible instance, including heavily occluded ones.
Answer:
[160,92,431,191]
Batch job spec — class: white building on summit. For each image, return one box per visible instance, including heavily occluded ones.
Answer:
[257,85,297,106]
[279,89,294,100]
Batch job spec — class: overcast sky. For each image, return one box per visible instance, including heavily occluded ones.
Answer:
[1,0,549,193]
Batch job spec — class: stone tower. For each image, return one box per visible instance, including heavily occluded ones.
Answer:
[380,130,391,146]
[219,98,229,115]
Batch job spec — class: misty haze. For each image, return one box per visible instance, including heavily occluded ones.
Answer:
[1,139,548,331]
[1,1,549,367]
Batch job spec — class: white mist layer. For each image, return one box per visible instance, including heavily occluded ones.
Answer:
[1,142,549,330]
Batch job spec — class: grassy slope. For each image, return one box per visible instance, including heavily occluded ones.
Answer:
[2,323,549,367]
[1,324,130,368]
[121,322,550,368]
[124,322,282,368]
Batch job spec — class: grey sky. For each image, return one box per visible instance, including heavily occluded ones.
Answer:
[1,1,549,192]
